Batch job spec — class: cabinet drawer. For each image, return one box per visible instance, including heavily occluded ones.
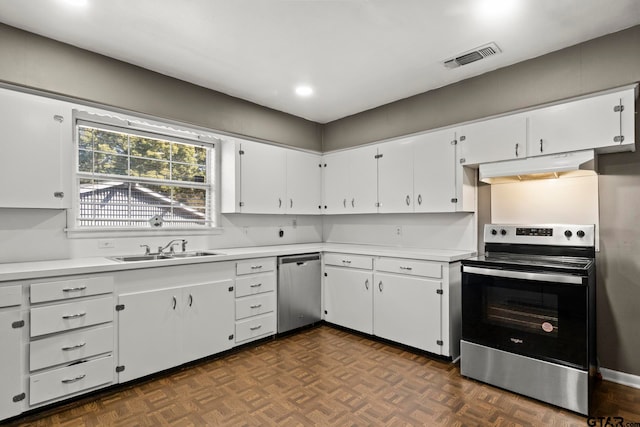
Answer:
[30,296,114,337]
[0,285,22,308]
[235,292,276,320]
[235,312,276,343]
[235,273,276,298]
[376,257,442,279]
[29,355,113,405]
[324,253,373,270]
[30,325,114,371]
[236,258,276,275]
[31,276,114,303]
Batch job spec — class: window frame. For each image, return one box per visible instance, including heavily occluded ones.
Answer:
[67,109,222,236]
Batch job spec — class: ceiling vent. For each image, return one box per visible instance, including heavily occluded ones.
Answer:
[444,42,501,69]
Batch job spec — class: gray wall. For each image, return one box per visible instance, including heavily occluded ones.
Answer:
[323,25,640,377]
[0,23,322,151]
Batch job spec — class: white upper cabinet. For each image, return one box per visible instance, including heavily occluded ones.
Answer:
[322,145,378,214]
[220,139,322,214]
[377,139,414,213]
[458,113,527,166]
[0,88,71,208]
[413,130,458,212]
[286,150,322,214]
[529,87,636,156]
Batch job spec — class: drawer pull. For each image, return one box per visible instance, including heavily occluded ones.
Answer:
[62,286,87,292]
[249,325,262,331]
[365,279,369,290]
[61,374,86,384]
[62,312,87,320]
[250,265,263,270]
[399,266,413,271]
[250,304,263,309]
[250,283,262,288]
[61,342,87,351]
[342,260,352,264]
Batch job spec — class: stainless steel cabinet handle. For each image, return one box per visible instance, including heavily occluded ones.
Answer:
[250,325,262,331]
[250,283,263,288]
[62,312,86,319]
[351,198,355,208]
[250,265,263,269]
[61,374,86,384]
[400,266,413,271]
[62,286,87,292]
[515,143,519,157]
[540,139,544,153]
[365,279,369,290]
[188,294,193,307]
[405,195,410,206]
[278,198,282,208]
[172,296,177,310]
[61,342,86,351]
[378,281,383,292]
[343,198,347,208]
[418,194,422,205]
[250,304,263,309]
[342,260,351,264]
[290,199,293,208]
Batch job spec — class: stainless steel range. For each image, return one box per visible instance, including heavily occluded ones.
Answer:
[460,224,596,415]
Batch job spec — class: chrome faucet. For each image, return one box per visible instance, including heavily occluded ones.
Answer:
[157,239,188,255]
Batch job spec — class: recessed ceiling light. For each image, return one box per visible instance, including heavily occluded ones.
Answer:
[295,85,314,97]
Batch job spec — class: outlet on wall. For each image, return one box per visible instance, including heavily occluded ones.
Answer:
[98,239,115,249]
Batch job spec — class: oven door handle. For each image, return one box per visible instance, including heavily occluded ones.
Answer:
[462,265,584,285]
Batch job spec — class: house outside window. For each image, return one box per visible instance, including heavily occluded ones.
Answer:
[74,115,217,230]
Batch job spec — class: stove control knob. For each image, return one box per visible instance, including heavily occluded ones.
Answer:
[577,230,585,238]
[564,230,573,238]
[491,229,498,236]
[500,229,507,236]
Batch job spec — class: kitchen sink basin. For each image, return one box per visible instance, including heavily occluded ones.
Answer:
[110,251,222,262]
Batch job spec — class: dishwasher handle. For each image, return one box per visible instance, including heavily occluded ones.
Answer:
[278,253,321,265]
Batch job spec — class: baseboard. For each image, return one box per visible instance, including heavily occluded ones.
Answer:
[600,368,640,389]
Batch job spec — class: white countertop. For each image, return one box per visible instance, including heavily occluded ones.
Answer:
[0,243,475,283]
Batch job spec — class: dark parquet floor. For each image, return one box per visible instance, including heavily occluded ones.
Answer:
[5,325,640,426]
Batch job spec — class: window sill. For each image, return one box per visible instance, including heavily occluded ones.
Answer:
[65,227,223,239]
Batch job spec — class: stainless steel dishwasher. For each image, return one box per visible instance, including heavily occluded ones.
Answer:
[277,253,321,333]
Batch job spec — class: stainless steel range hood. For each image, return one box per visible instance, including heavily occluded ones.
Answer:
[479,149,597,184]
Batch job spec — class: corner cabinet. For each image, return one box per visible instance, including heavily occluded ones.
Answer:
[221,138,322,215]
[0,87,72,209]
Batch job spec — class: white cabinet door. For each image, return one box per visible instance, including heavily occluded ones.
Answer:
[414,130,457,212]
[181,281,234,363]
[239,141,286,214]
[373,273,442,354]
[322,151,350,214]
[529,89,635,156]
[324,267,373,334]
[349,145,379,214]
[458,113,527,165]
[117,288,181,382]
[0,88,70,208]
[0,310,25,421]
[377,139,414,213]
[286,150,322,214]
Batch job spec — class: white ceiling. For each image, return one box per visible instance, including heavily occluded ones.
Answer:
[1,0,639,123]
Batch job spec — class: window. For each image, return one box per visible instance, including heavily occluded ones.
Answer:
[74,117,217,230]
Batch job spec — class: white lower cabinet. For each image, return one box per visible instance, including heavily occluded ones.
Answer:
[117,280,235,382]
[373,272,443,355]
[234,258,277,344]
[323,259,373,335]
[0,307,26,420]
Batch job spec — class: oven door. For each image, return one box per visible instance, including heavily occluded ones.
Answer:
[462,266,588,369]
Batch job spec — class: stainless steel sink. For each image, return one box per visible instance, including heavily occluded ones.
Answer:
[110,251,221,262]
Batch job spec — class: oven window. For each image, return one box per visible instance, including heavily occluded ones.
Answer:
[485,288,558,338]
